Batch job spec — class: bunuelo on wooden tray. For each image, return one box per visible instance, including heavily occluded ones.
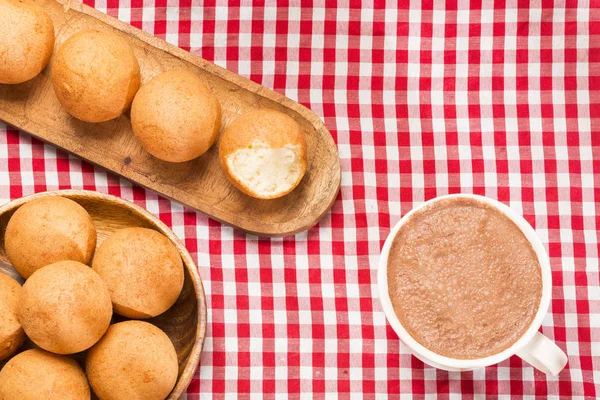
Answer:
[0,0,341,237]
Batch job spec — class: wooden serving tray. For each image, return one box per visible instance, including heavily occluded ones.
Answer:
[0,0,341,237]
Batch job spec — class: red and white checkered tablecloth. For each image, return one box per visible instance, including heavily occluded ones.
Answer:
[1,0,599,398]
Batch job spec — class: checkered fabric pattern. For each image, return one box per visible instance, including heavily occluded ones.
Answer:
[1,0,599,398]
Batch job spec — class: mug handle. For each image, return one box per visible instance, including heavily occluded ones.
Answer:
[516,331,568,375]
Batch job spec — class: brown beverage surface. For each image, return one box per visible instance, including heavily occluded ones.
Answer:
[387,197,543,359]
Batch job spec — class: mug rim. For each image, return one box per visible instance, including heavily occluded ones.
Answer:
[377,193,552,369]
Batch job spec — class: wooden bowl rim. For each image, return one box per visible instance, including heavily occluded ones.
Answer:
[0,189,207,400]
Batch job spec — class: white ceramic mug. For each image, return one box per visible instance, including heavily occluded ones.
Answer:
[378,194,568,375]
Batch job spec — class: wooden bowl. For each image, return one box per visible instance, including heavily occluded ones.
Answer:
[0,190,207,400]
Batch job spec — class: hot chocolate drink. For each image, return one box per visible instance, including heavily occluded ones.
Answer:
[387,197,543,359]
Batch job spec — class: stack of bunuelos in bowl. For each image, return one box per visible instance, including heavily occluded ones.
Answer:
[0,191,206,400]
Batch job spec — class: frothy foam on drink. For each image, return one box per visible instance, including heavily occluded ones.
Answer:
[387,197,542,359]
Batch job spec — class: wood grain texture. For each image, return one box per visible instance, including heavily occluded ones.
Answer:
[0,0,341,237]
[0,190,206,400]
